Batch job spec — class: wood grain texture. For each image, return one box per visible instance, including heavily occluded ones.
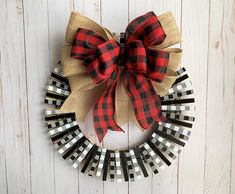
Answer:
[0,0,234,194]
[48,1,80,194]
[178,1,209,194]
[0,2,8,194]
[204,0,235,194]
[23,1,55,194]
[0,1,31,194]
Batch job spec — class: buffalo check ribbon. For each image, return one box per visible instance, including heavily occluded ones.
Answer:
[71,12,170,142]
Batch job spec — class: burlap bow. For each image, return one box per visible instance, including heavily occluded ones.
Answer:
[59,11,182,142]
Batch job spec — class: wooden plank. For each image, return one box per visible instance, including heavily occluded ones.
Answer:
[0,1,31,194]
[22,1,56,194]
[46,1,80,194]
[232,99,235,194]
[148,0,182,26]
[204,0,235,194]
[101,0,129,191]
[0,2,8,194]
[224,3,235,194]
[74,1,104,193]
[47,0,74,66]
[145,1,182,194]
[0,44,8,194]
[74,0,101,23]
[178,1,209,194]
[0,95,7,194]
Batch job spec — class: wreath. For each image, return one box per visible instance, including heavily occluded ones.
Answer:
[44,11,195,182]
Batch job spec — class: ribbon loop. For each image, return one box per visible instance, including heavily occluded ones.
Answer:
[72,28,120,84]
[96,40,120,80]
[124,11,166,46]
[71,28,106,59]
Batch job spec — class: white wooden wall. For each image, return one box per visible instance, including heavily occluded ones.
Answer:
[0,0,235,194]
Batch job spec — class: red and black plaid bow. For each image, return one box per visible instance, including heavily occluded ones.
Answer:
[71,12,169,142]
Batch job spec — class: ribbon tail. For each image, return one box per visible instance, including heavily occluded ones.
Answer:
[93,69,123,142]
[123,72,167,130]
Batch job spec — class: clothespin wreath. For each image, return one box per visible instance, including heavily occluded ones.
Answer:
[44,11,195,182]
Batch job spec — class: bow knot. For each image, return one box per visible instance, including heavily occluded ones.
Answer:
[71,11,170,142]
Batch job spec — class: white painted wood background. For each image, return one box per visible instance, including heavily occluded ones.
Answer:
[0,0,235,194]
